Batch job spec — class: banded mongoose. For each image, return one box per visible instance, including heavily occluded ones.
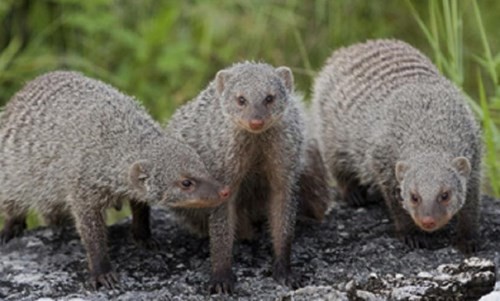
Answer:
[166,62,306,293]
[0,71,230,289]
[312,39,482,252]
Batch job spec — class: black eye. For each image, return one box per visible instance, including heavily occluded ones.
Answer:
[410,193,419,204]
[181,179,193,189]
[237,96,246,106]
[264,95,274,104]
[440,192,450,202]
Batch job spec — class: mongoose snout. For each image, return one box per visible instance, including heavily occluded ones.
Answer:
[218,186,231,199]
[248,119,265,131]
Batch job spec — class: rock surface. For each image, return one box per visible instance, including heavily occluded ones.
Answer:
[1,195,499,300]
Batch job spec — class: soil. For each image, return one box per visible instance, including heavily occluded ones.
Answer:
[0,194,498,300]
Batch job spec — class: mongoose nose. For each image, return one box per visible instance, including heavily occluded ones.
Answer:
[249,119,265,130]
[420,216,436,230]
[218,186,231,199]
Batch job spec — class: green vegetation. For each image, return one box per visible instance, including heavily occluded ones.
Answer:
[406,0,500,195]
[0,0,499,228]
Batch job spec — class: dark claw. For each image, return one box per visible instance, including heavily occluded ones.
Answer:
[273,261,301,289]
[455,238,479,254]
[90,272,119,290]
[0,231,9,245]
[401,233,432,249]
[273,272,301,289]
[207,272,236,294]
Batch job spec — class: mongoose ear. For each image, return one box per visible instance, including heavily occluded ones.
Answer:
[275,66,294,93]
[215,70,232,96]
[129,160,150,192]
[395,161,409,183]
[452,157,471,177]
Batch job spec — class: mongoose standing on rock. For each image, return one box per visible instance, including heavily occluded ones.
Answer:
[0,71,230,289]
[166,62,306,293]
[312,39,482,252]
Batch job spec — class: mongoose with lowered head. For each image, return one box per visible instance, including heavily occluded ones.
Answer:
[312,39,482,252]
[166,62,306,294]
[0,71,230,289]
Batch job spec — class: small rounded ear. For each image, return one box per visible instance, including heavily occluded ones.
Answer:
[215,70,232,96]
[129,160,150,192]
[452,157,471,177]
[395,161,409,183]
[275,66,294,93]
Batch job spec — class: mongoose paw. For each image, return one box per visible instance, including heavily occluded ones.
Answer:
[207,272,236,294]
[0,221,26,244]
[273,262,301,289]
[455,237,479,254]
[401,233,433,249]
[273,272,301,289]
[343,186,368,207]
[90,271,119,290]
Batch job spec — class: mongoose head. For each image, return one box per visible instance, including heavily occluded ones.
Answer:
[215,62,294,133]
[128,141,230,209]
[395,154,471,232]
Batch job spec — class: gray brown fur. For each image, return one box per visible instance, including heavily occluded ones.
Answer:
[0,71,228,288]
[312,39,482,252]
[166,62,306,293]
[297,112,332,222]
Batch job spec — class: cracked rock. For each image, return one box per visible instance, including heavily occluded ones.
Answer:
[0,196,498,300]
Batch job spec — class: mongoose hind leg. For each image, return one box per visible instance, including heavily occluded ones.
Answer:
[71,195,117,290]
[0,215,27,244]
[42,210,74,239]
[455,188,480,254]
[297,143,331,221]
[130,199,159,250]
[208,201,237,294]
[336,176,369,207]
[235,211,255,241]
[268,185,300,289]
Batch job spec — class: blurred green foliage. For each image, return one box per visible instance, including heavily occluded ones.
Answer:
[0,0,499,228]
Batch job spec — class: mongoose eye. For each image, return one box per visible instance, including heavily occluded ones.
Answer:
[180,179,194,190]
[410,193,420,204]
[264,95,274,104]
[237,96,247,106]
[439,191,450,203]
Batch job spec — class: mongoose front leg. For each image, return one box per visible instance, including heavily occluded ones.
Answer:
[0,215,27,244]
[208,201,236,294]
[130,199,159,250]
[72,198,117,290]
[268,181,299,288]
[455,190,480,254]
[386,185,433,249]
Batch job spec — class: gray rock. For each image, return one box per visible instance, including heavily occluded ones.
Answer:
[1,196,498,300]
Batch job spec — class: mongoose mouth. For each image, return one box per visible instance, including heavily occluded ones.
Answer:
[243,121,275,134]
[412,214,452,232]
[168,197,227,209]
[168,185,230,209]
[232,117,272,134]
